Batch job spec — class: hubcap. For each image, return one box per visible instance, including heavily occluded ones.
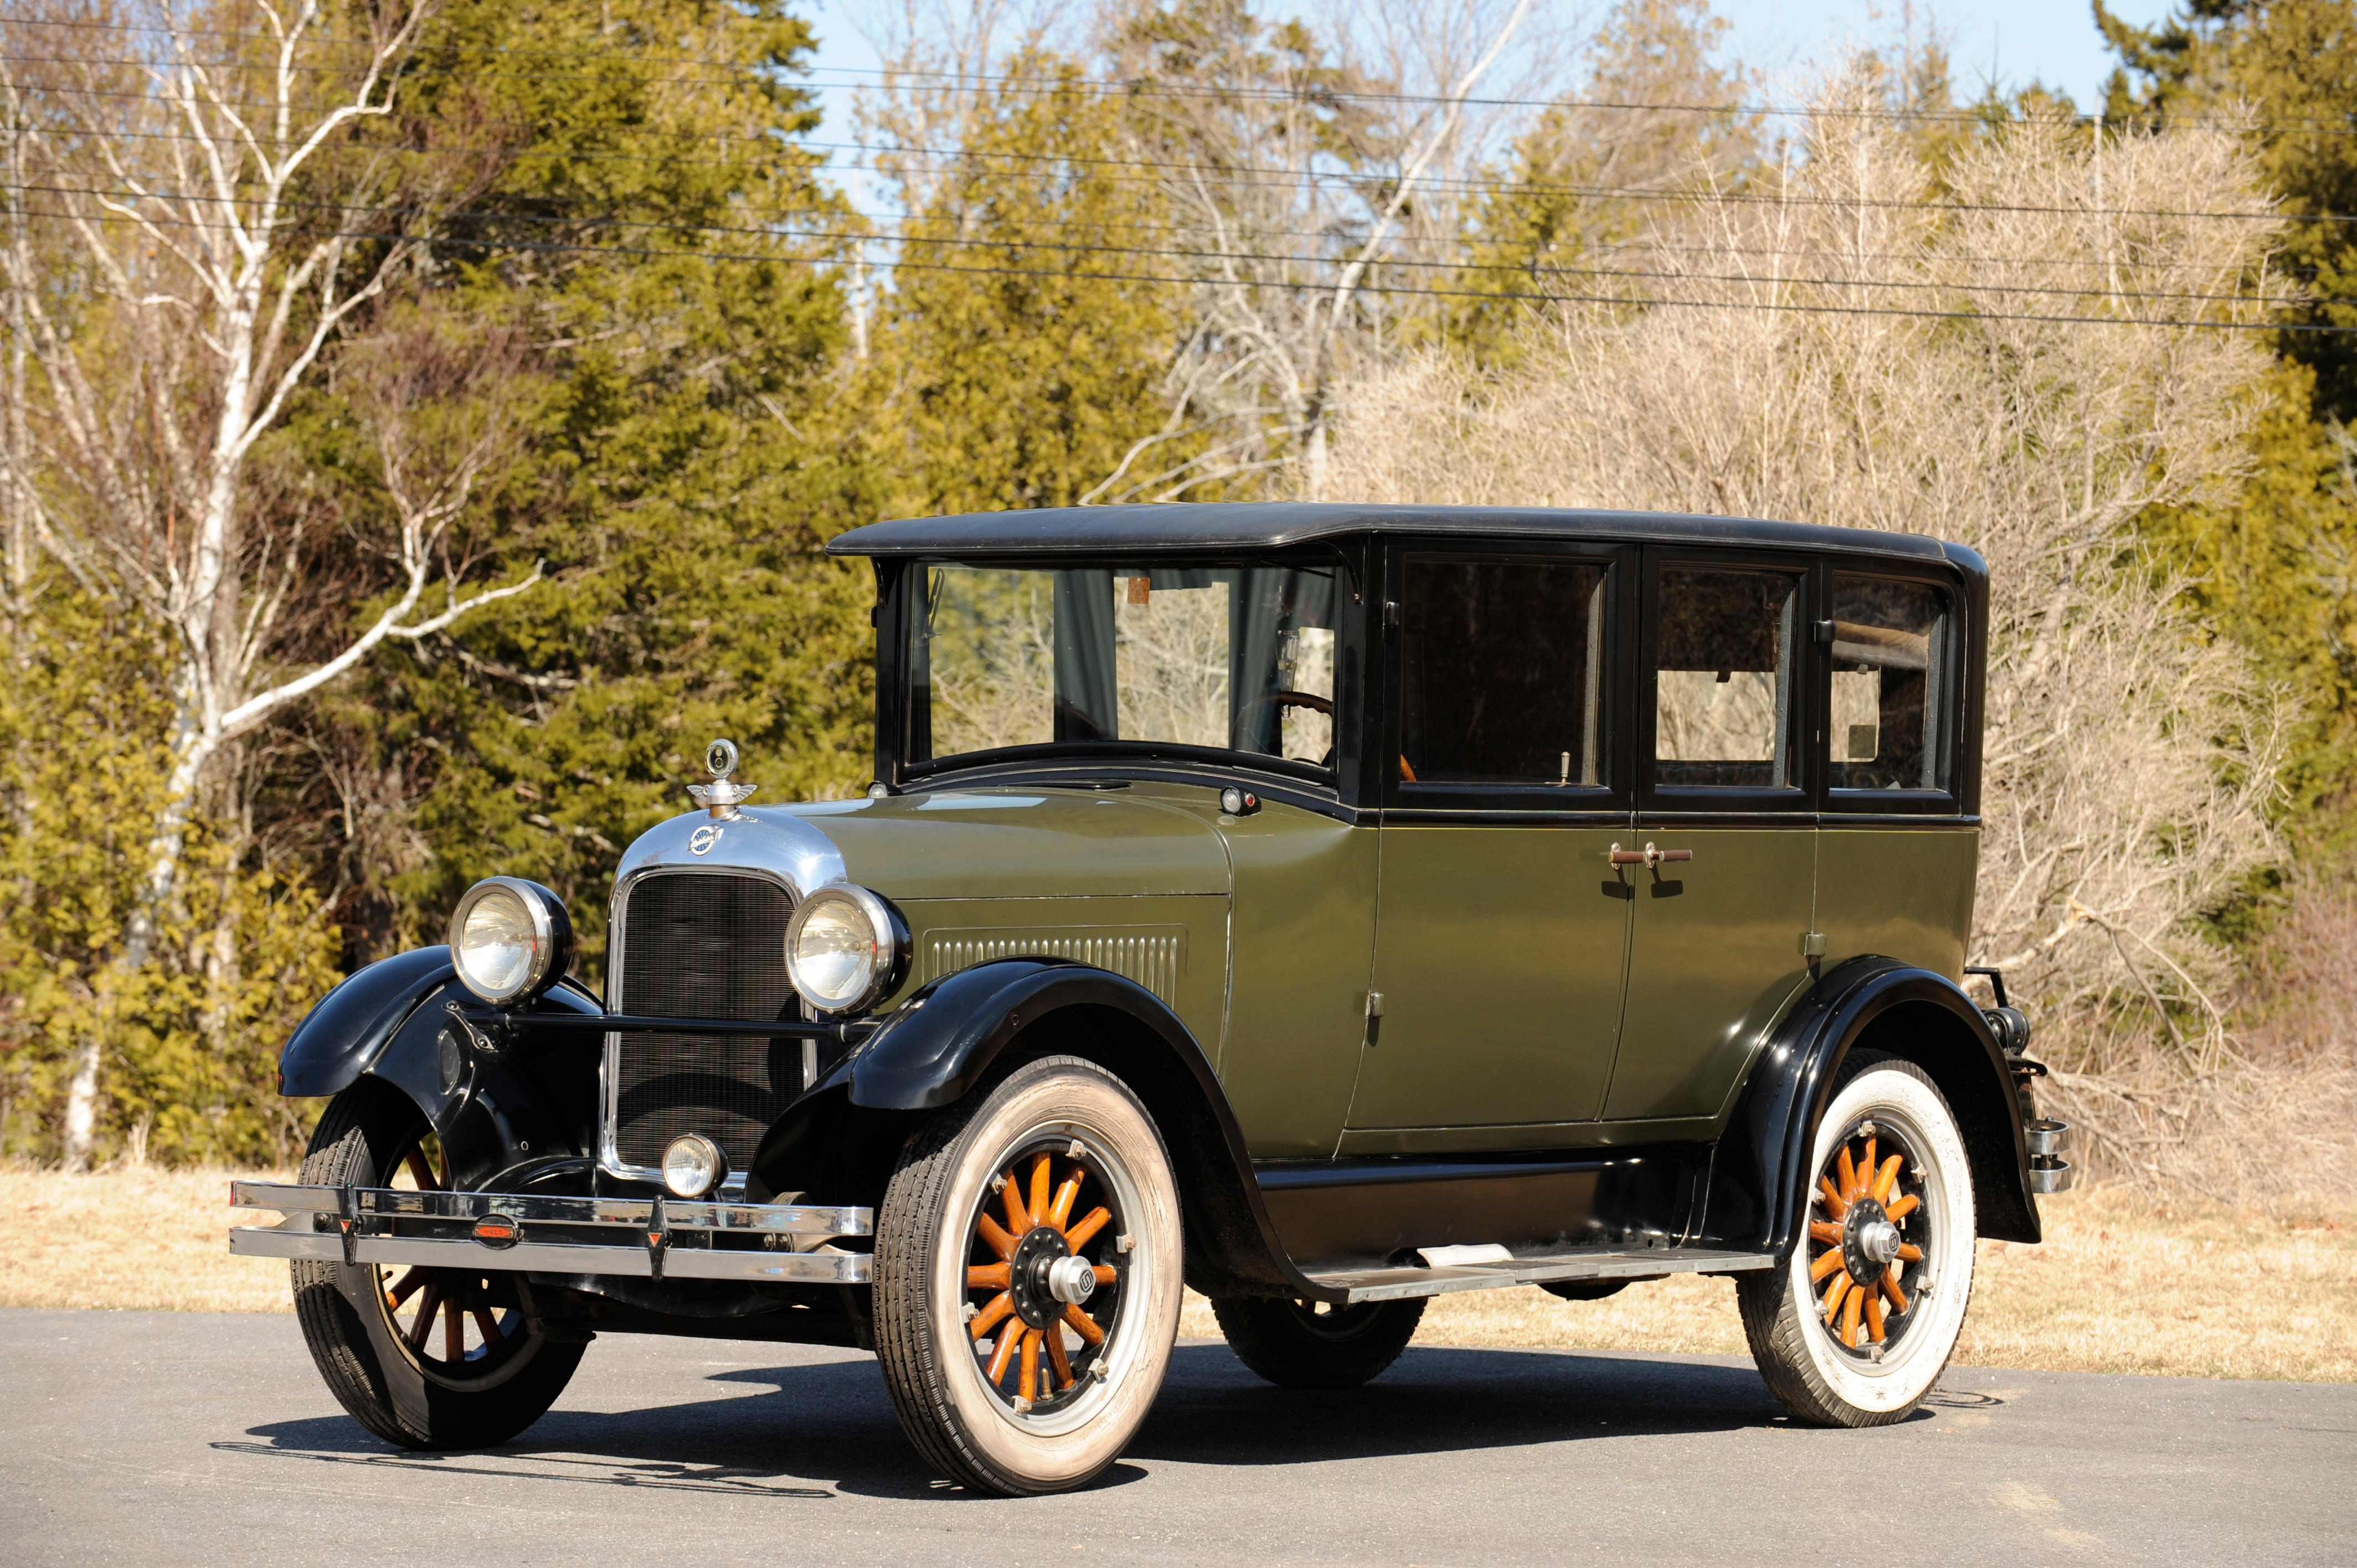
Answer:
[1805,1118,1931,1358]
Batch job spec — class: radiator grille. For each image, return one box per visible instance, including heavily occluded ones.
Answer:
[923,927,1186,1005]
[609,871,802,1176]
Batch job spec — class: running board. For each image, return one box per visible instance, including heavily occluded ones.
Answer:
[1300,1245,1774,1304]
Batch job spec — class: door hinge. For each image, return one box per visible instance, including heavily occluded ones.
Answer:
[1365,991,1385,1017]
[1799,931,1828,958]
[1812,619,1835,643]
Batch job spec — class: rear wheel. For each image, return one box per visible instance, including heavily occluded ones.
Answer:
[290,1082,584,1449]
[1737,1050,1977,1426]
[873,1055,1183,1495]
[1212,1296,1425,1389]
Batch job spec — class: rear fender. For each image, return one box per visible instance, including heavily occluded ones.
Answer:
[747,959,1334,1301]
[279,946,604,1192]
[1700,956,2040,1256]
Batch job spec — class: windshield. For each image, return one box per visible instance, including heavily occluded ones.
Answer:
[910,560,1345,772]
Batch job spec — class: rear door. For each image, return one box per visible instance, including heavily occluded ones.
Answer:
[1604,549,1818,1128]
[1343,542,1634,1149]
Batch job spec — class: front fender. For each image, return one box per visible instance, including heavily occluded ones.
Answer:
[1701,956,2039,1255]
[279,946,457,1097]
[750,959,1337,1301]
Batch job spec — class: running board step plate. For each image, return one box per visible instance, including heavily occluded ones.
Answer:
[1301,1246,1774,1304]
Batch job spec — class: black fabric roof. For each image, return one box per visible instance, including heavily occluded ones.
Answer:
[827,502,1975,572]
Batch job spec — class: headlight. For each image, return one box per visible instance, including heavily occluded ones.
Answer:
[784,884,904,1016]
[662,1134,728,1199]
[446,877,574,1006]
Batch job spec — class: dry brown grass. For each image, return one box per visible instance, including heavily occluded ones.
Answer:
[7,1165,2346,1382]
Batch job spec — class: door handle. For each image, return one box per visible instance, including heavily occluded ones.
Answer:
[1609,842,1694,869]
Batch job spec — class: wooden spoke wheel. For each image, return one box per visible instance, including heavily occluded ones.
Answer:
[290,1080,584,1450]
[1803,1117,1931,1360]
[1737,1050,1977,1427]
[874,1054,1183,1496]
[963,1143,1125,1416]
[373,1129,534,1385]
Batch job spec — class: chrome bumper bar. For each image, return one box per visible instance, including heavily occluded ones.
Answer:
[229,1180,874,1285]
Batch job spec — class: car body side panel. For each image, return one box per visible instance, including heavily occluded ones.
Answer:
[798,790,1229,899]
[1604,826,1816,1122]
[1814,826,1978,979]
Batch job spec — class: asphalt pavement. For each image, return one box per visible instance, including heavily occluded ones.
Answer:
[4,1307,2351,1565]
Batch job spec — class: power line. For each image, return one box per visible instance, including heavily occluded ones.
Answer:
[7,18,2357,140]
[7,180,2301,313]
[20,107,2355,228]
[3,198,2339,334]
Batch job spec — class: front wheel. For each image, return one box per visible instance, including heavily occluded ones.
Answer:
[873,1055,1184,1495]
[1737,1050,1977,1426]
[289,1081,584,1449]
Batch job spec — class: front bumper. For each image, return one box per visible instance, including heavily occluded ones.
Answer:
[229,1181,875,1284]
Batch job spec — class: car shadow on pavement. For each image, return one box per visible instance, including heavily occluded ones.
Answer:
[229,1340,1875,1499]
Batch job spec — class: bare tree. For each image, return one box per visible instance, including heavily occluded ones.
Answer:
[0,1,538,1165]
[1327,68,2297,1172]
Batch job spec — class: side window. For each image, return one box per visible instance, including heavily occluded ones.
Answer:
[1829,575,1952,793]
[1653,568,1798,790]
[1398,558,1608,788]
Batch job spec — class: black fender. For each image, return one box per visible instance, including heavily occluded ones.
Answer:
[747,959,1341,1302]
[279,946,604,1193]
[1699,956,2040,1257]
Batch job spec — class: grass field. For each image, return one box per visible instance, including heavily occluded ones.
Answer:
[3,1164,2348,1383]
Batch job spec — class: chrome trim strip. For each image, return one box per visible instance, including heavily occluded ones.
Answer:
[228,1226,873,1283]
[1300,1245,1772,1305]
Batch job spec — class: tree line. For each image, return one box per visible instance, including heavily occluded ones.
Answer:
[0,0,2349,1171]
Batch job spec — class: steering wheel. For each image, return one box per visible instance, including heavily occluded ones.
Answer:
[1235,690,1336,767]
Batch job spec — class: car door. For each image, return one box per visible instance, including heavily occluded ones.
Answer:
[1342,543,1634,1151]
[1603,549,1818,1128]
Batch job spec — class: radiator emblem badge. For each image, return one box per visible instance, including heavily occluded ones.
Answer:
[689,823,723,856]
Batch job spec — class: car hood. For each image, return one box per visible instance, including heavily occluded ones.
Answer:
[613,787,1231,902]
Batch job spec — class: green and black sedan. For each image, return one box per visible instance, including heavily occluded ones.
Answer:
[235,503,2071,1493]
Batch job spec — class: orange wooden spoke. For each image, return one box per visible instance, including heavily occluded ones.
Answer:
[1044,1324,1075,1389]
[1819,1177,1850,1220]
[1880,1268,1909,1314]
[472,1307,503,1344]
[404,1285,442,1351]
[1092,1265,1118,1287]
[967,1263,1011,1291]
[1860,1138,1877,1189]
[1864,1288,1887,1344]
[985,1323,1022,1385]
[1019,1328,1041,1402]
[1842,1283,1862,1347]
[976,1213,1018,1260]
[404,1148,442,1191]
[442,1298,464,1361]
[1871,1155,1903,1204]
[1062,1303,1106,1347]
[1001,1170,1033,1234]
[387,1267,426,1307]
[970,1292,1015,1340]
[1808,1220,1843,1246]
[1883,1194,1920,1223]
[1895,1243,1923,1262]
[1838,1146,1860,1201]
[1064,1206,1112,1251]
[1028,1154,1053,1230]
[1049,1169,1084,1231]
[1821,1273,1851,1321]
[1810,1247,1849,1283]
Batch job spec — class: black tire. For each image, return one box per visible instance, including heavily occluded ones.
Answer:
[290,1081,584,1449]
[873,1055,1184,1495]
[1736,1049,1978,1427]
[1211,1296,1425,1389]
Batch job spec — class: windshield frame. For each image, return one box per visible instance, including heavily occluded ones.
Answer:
[873,548,1367,794]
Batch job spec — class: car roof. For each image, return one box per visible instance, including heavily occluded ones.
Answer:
[826,502,1981,575]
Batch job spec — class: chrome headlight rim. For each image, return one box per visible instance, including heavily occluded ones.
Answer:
[783,882,907,1017]
[446,876,575,1007]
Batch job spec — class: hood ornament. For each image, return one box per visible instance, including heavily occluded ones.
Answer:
[687,738,758,821]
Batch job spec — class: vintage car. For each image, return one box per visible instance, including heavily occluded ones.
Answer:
[233,503,2073,1494]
